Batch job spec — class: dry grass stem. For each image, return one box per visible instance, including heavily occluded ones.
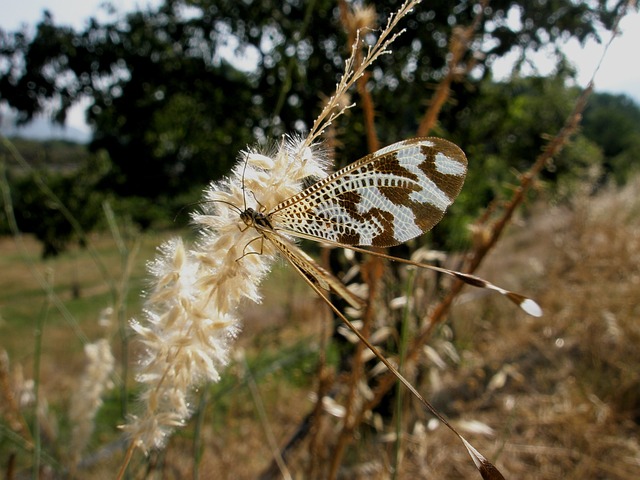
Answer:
[339,0,380,152]
[0,350,33,445]
[417,0,488,136]
[304,0,421,150]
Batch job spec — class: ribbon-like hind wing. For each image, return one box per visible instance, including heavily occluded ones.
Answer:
[264,231,365,310]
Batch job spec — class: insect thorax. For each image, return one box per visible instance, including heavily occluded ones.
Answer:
[240,207,273,230]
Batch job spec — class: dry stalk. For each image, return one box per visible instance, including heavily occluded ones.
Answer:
[325,2,494,475]
[306,354,333,478]
[338,0,380,152]
[362,80,595,417]
[327,258,384,479]
[416,0,488,136]
[271,0,632,476]
[0,350,33,446]
[324,3,409,477]
[303,0,421,150]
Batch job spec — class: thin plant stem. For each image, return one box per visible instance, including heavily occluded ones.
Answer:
[392,269,415,479]
[0,158,89,344]
[0,136,115,293]
[0,424,60,468]
[416,0,487,136]
[116,443,135,480]
[304,0,421,150]
[327,254,383,480]
[31,279,52,480]
[192,388,209,480]
[286,242,506,478]
[244,357,293,480]
[103,200,141,420]
[305,290,333,479]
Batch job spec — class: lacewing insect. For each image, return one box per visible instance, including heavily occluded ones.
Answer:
[239,137,542,317]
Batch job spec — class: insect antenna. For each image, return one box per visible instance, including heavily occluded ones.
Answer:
[209,199,245,216]
[187,198,245,217]
[240,151,251,212]
[173,199,215,223]
[237,149,271,214]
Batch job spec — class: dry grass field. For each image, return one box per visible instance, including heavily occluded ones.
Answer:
[1,177,639,479]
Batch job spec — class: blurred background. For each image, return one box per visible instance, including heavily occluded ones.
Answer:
[1,1,639,478]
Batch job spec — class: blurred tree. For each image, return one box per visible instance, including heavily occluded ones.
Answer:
[2,151,111,256]
[0,0,628,202]
[428,74,588,244]
[581,92,640,184]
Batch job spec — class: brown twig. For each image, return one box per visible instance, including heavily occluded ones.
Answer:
[416,0,487,136]
[339,1,380,152]
[325,6,388,477]
[327,256,384,479]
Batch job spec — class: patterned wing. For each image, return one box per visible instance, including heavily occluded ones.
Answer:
[269,137,467,247]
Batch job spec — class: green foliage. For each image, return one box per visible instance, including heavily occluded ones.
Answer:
[1,138,88,169]
[0,136,204,257]
[431,75,580,245]
[1,1,636,253]
[581,92,640,184]
[106,185,202,230]
[448,78,640,210]
[1,150,111,257]
[0,0,624,198]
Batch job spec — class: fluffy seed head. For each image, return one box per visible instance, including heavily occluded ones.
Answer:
[124,136,330,451]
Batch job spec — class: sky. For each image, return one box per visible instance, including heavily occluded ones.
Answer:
[2,1,639,136]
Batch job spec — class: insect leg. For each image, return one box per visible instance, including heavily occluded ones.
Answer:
[236,235,266,261]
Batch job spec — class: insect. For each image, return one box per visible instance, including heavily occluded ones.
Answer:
[239,137,542,317]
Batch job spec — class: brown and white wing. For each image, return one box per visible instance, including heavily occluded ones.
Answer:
[268,137,467,247]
